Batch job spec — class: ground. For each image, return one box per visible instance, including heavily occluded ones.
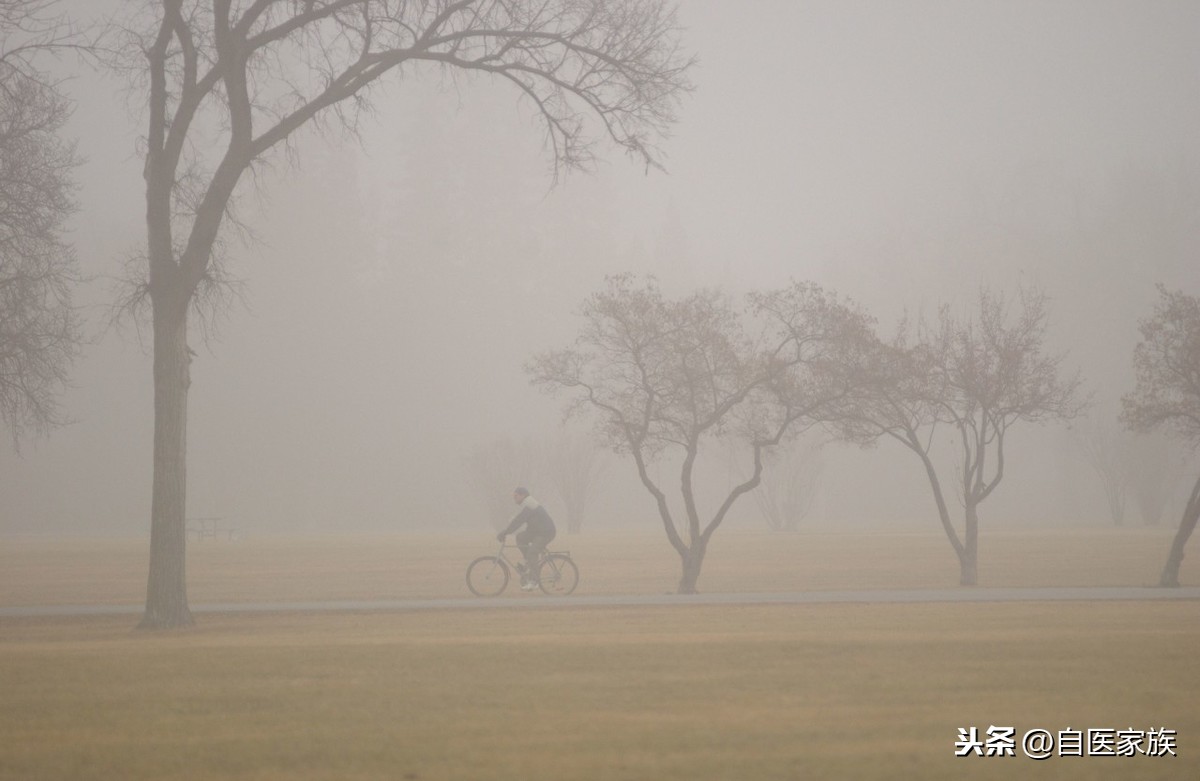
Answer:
[0,527,1196,779]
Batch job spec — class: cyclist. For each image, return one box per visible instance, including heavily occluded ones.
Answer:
[497,486,557,591]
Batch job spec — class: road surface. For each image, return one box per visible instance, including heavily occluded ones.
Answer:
[3,586,1199,618]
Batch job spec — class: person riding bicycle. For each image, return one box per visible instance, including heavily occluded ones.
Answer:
[497,486,557,591]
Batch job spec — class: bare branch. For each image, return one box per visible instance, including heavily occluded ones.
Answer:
[529,275,869,591]
[0,0,85,446]
[1122,285,1200,446]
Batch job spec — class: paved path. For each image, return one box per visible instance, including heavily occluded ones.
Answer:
[3,586,1199,618]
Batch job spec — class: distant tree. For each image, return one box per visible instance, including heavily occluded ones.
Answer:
[845,289,1083,585]
[749,434,823,532]
[529,276,871,593]
[113,1,694,628]
[0,0,84,444]
[1122,286,1200,587]
[464,436,539,531]
[836,327,960,573]
[542,430,607,534]
[1127,432,1188,527]
[466,431,606,534]
[1075,414,1133,526]
[1074,418,1191,528]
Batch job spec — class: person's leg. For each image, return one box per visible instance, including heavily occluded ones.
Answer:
[515,529,536,577]
[527,530,554,581]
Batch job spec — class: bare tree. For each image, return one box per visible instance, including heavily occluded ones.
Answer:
[1074,420,1189,528]
[465,431,605,534]
[542,429,606,534]
[529,276,870,593]
[114,1,694,628]
[836,326,964,575]
[845,289,1083,586]
[0,1,84,445]
[1122,286,1200,587]
[934,289,1083,584]
[1127,431,1188,527]
[1075,414,1133,526]
[464,436,539,530]
[747,433,823,532]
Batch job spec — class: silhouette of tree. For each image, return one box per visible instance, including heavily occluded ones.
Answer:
[113,0,694,627]
[530,276,871,593]
[0,0,85,445]
[1122,286,1200,586]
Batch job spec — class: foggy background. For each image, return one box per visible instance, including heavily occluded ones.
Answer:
[2,0,1197,537]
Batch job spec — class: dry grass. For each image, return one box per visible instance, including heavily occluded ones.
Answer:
[1,528,1196,778]
[1,602,1198,780]
[0,525,1195,608]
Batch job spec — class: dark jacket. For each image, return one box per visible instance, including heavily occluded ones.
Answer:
[503,496,556,537]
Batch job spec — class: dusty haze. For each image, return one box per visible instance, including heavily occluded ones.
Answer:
[2,0,1197,539]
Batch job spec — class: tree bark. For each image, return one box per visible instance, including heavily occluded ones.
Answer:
[139,299,194,629]
[912,444,968,582]
[960,501,979,586]
[677,538,707,595]
[1159,473,1200,588]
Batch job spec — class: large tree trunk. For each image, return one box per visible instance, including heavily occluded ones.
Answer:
[959,502,979,586]
[676,539,707,595]
[139,300,194,629]
[915,447,969,584]
[1159,474,1200,588]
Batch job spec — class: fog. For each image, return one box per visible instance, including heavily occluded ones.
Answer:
[2,0,1198,539]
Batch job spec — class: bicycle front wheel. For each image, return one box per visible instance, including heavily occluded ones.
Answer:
[538,554,579,596]
[466,556,510,596]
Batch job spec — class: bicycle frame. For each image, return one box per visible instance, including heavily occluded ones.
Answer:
[495,540,567,568]
[466,540,577,597]
[493,541,526,571]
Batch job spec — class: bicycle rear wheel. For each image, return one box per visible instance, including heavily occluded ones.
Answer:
[538,554,579,596]
[466,556,510,596]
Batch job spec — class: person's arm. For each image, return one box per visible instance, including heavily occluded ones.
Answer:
[498,505,532,539]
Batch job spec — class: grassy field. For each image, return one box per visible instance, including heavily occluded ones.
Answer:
[1,527,1197,780]
[0,525,1195,607]
[2,604,1198,780]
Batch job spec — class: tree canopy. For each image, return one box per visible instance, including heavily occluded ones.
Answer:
[119,0,695,628]
[1122,285,1200,586]
[0,0,82,444]
[839,288,1083,585]
[529,275,872,592]
[1123,286,1200,446]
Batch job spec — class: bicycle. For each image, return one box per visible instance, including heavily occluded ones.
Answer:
[465,541,579,597]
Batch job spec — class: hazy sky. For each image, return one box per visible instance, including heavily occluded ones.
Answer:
[2,1,1198,536]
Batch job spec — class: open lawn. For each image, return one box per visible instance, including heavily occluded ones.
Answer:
[1,603,1198,780]
[0,526,1195,607]
[1,527,1197,779]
